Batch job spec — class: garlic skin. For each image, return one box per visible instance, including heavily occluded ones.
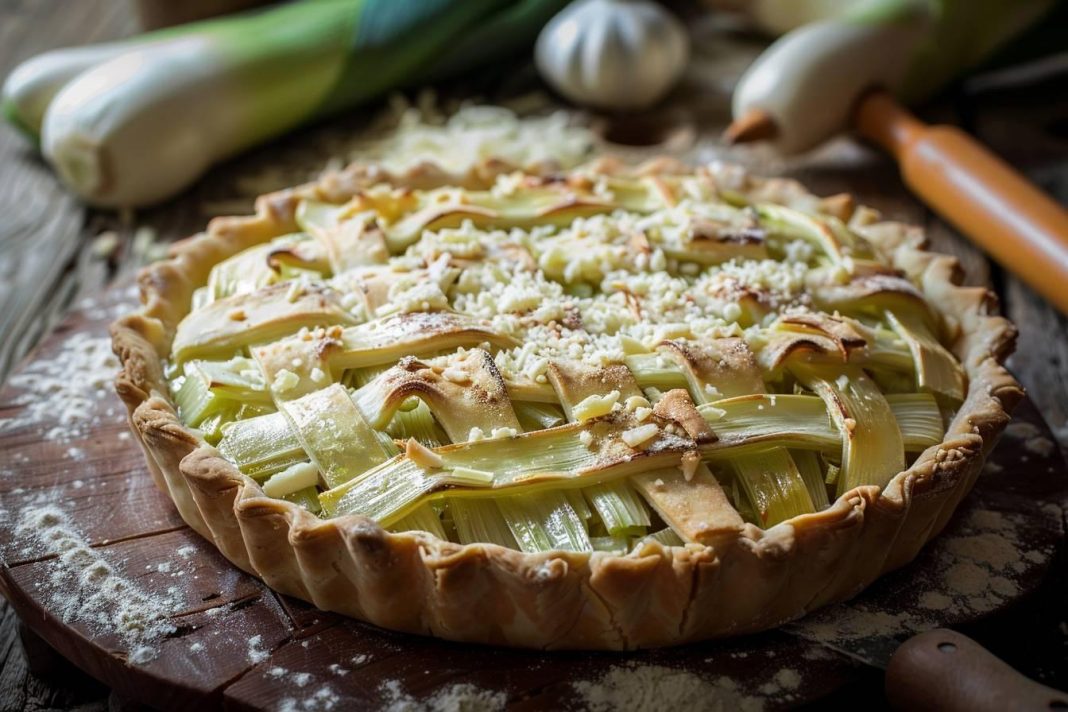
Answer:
[535,0,689,112]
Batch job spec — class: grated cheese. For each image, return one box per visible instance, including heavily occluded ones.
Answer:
[622,423,660,448]
[572,390,621,422]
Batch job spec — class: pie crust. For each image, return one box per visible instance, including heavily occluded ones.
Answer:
[111,156,1022,649]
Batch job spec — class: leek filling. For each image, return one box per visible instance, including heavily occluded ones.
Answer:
[167,167,965,554]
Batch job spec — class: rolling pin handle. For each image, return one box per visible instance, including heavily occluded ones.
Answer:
[855,90,1068,315]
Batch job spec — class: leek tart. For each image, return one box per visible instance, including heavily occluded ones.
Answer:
[113,157,1021,649]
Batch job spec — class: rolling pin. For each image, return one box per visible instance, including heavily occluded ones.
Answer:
[725,4,1068,314]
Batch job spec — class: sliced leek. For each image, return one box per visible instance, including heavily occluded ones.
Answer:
[886,309,965,402]
[172,357,270,427]
[757,204,863,264]
[791,449,830,510]
[584,480,651,537]
[565,488,593,522]
[218,411,304,479]
[386,399,449,448]
[449,497,518,549]
[319,416,691,523]
[699,392,941,455]
[496,491,592,553]
[699,394,839,453]
[282,486,323,515]
[390,502,447,540]
[279,384,391,489]
[731,447,816,527]
[206,236,325,304]
[887,393,944,451]
[791,362,904,496]
[514,401,567,431]
[624,353,690,391]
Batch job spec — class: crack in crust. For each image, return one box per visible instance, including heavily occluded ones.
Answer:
[110,157,1023,650]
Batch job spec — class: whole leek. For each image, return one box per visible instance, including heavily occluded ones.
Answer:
[3,0,568,207]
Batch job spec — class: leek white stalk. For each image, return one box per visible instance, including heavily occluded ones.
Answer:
[27,0,570,206]
[2,42,131,139]
[42,9,349,207]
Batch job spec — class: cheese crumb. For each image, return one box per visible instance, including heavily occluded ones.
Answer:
[624,395,651,412]
[572,390,621,422]
[271,369,300,393]
[621,423,660,448]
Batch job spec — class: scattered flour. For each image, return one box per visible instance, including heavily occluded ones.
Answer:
[1005,421,1058,458]
[279,686,340,712]
[1,333,119,444]
[793,503,1053,643]
[572,663,766,712]
[248,634,269,664]
[380,680,507,712]
[14,505,177,663]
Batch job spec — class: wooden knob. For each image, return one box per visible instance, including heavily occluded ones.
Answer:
[855,90,1068,315]
[885,628,1068,711]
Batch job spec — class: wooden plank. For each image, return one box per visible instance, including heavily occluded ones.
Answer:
[223,619,866,711]
[0,598,108,711]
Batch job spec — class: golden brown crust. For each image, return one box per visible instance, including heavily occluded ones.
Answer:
[110,157,1022,650]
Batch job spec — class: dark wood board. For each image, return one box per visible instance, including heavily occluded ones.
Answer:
[0,284,1064,711]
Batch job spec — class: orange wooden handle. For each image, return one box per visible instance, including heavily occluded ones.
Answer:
[855,90,1068,314]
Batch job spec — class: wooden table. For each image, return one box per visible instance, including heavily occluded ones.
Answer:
[1,1,1066,709]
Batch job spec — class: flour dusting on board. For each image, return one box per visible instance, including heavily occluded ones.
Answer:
[792,501,1059,643]
[1,333,119,446]
[572,662,776,712]
[15,505,177,663]
[379,680,507,712]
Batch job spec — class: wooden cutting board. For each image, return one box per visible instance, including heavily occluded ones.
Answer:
[0,284,1064,711]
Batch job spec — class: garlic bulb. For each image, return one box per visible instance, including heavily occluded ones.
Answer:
[535,0,689,111]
